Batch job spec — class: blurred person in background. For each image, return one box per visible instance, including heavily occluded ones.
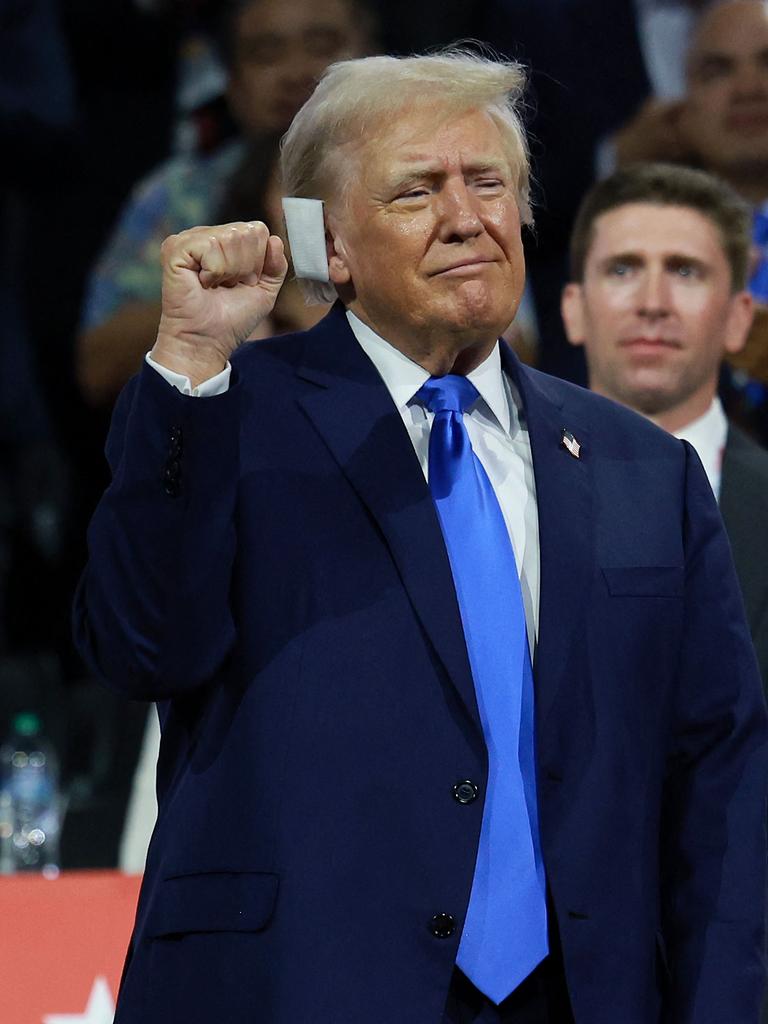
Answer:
[13,0,189,871]
[611,0,768,199]
[610,0,768,440]
[77,0,374,872]
[0,0,77,817]
[469,0,709,384]
[76,0,374,410]
[562,163,768,695]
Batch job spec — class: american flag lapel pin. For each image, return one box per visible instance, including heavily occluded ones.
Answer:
[561,428,581,459]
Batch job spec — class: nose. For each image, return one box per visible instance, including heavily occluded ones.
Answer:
[731,59,768,101]
[437,181,484,242]
[637,267,671,320]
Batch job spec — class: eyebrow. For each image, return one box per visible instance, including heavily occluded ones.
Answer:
[385,159,511,191]
[690,52,734,75]
[597,252,711,272]
[597,252,642,271]
[690,47,768,74]
[665,254,710,273]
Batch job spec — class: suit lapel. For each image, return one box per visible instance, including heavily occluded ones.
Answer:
[503,349,594,731]
[295,308,481,731]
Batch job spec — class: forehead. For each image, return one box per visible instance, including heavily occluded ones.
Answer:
[689,0,768,61]
[586,203,728,264]
[236,0,353,39]
[359,106,514,180]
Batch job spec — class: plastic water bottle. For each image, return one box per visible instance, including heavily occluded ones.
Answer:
[0,712,61,876]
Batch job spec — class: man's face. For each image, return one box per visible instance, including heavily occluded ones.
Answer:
[326,106,526,369]
[228,0,367,138]
[561,203,753,427]
[682,0,768,173]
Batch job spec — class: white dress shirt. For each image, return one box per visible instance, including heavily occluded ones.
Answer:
[346,312,540,650]
[673,397,728,501]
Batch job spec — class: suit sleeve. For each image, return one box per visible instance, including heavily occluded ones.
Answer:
[663,441,768,1021]
[73,361,241,699]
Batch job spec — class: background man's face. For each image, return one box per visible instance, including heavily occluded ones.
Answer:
[682,0,768,172]
[326,106,526,359]
[228,0,368,138]
[561,203,752,422]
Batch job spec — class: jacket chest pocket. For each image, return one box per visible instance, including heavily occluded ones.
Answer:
[145,870,279,939]
[601,566,684,598]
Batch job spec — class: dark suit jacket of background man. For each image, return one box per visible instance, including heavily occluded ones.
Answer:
[721,426,768,690]
[475,0,651,383]
[74,304,767,1024]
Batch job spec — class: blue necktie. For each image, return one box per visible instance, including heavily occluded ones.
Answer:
[417,374,547,1005]
[751,210,768,302]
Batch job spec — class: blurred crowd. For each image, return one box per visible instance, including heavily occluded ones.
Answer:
[2,0,768,871]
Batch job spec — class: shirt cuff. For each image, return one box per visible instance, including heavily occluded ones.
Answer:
[145,352,231,397]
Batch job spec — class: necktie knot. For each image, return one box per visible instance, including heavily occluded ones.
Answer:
[417,375,479,415]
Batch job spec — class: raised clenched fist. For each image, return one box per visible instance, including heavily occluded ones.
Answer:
[151,221,288,387]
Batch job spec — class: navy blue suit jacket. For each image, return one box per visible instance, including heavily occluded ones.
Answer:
[75,305,767,1023]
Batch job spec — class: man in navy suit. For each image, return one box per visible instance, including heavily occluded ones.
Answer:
[561,162,768,692]
[75,50,767,1023]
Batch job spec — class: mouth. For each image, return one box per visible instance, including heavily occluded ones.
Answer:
[619,337,681,355]
[430,258,496,277]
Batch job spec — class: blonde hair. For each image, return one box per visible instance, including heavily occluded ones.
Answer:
[280,49,531,303]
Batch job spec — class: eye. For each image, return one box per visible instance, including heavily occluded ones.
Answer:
[607,259,635,277]
[394,187,431,202]
[670,260,704,279]
[473,177,505,193]
[237,35,282,66]
[692,55,733,83]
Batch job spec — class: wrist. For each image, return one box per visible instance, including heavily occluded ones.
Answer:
[151,330,229,390]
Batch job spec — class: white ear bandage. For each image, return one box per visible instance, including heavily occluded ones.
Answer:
[281,198,330,282]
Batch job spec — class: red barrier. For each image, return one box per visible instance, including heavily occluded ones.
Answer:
[0,871,141,1023]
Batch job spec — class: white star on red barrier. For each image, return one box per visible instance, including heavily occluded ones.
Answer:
[43,976,115,1024]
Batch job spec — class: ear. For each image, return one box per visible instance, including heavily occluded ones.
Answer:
[723,290,755,356]
[325,219,352,286]
[561,283,587,346]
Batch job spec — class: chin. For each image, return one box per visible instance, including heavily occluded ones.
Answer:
[620,384,680,418]
[444,294,516,336]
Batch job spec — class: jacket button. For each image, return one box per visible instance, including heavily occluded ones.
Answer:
[453,780,479,805]
[429,913,456,938]
[163,460,181,497]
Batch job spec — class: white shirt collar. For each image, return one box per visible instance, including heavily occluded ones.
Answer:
[673,397,728,498]
[345,309,511,435]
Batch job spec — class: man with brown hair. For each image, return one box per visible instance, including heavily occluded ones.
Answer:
[562,161,768,690]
